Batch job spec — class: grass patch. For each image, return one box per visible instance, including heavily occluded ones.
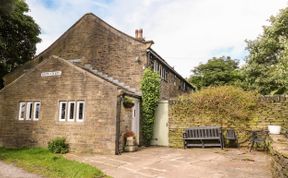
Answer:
[0,147,109,178]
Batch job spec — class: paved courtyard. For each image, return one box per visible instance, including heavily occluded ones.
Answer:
[66,147,272,178]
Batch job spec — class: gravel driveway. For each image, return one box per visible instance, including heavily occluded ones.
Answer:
[0,161,41,178]
[66,147,272,178]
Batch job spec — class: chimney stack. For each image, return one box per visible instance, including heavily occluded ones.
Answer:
[135,28,144,41]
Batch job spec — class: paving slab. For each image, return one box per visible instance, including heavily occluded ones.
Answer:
[0,161,41,178]
[66,147,272,178]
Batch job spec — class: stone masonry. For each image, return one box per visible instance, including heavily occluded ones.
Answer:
[268,135,288,178]
[0,56,120,154]
[3,13,193,100]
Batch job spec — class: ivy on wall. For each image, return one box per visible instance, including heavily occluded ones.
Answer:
[169,86,259,147]
[141,68,161,145]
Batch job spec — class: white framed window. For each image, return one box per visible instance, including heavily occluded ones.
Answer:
[153,61,158,72]
[59,102,67,122]
[33,102,41,121]
[67,101,76,122]
[159,65,162,77]
[26,102,33,120]
[18,102,26,120]
[76,101,85,122]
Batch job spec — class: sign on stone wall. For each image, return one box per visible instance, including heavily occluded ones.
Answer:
[41,71,62,77]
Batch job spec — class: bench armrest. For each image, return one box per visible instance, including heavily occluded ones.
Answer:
[183,132,187,139]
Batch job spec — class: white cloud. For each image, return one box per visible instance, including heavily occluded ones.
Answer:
[26,0,288,77]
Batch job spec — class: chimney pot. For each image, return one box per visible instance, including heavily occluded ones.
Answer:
[139,28,143,39]
[135,29,139,39]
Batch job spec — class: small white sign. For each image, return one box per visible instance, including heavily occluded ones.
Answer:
[41,71,62,77]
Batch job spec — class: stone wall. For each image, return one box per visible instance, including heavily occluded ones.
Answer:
[268,135,288,178]
[169,96,288,148]
[119,101,133,152]
[0,56,120,154]
[160,74,190,100]
[4,14,148,92]
[252,96,288,130]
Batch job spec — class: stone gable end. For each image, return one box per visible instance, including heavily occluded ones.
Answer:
[0,56,119,154]
[35,14,148,91]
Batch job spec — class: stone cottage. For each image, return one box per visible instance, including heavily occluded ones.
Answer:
[0,13,194,154]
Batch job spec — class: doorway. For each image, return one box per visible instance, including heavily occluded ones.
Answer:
[151,100,169,146]
[131,98,140,144]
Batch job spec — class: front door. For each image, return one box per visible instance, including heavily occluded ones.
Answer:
[151,100,169,146]
[131,99,140,144]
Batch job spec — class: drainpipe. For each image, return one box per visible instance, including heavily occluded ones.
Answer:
[115,93,123,155]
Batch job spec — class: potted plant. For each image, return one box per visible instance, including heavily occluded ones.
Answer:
[123,96,134,108]
[268,120,281,135]
[124,131,137,152]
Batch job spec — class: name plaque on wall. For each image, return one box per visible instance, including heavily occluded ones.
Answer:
[41,71,62,77]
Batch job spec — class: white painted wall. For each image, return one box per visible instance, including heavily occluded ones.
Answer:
[151,100,169,146]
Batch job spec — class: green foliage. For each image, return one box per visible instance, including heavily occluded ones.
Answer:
[0,0,16,15]
[141,68,161,145]
[188,56,242,90]
[171,86,258,144]
[123,96,134,108]
[244,7,288,94]
[0,0,41,88]
[0,147,108,178]
[48,137,69,154]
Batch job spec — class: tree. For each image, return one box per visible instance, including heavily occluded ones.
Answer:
[188,56,242,89]
[0,0,41,88]
[244,7,288,94]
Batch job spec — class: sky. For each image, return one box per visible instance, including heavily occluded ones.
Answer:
[26,0,288,77]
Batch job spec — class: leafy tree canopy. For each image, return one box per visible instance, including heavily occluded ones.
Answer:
[0,0,41,88]
[188,56,242,89]
[244,7,288,95]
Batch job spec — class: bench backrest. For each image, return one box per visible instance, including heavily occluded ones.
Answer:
[185,126,222,139]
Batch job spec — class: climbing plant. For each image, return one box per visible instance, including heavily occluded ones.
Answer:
[169,86,259,147]
[141,68,161,145]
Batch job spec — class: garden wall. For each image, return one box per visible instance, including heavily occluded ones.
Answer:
[169,95,288,148]
[268,135,288,178]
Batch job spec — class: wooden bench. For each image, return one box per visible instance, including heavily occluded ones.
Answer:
[183,126,223,149]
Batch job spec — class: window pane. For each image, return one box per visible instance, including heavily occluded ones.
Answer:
[154,62,158,72]
[79,103,84,119]
[19,102,26,120]
[77,102,85,122]
[34,102,40,120]
[26,102,33,120]
[60,102,66,120]
[68,102,75,121]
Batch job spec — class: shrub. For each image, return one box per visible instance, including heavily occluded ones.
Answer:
[48,137,69,154]
[141,68,161,145]
[171,86,259,143]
